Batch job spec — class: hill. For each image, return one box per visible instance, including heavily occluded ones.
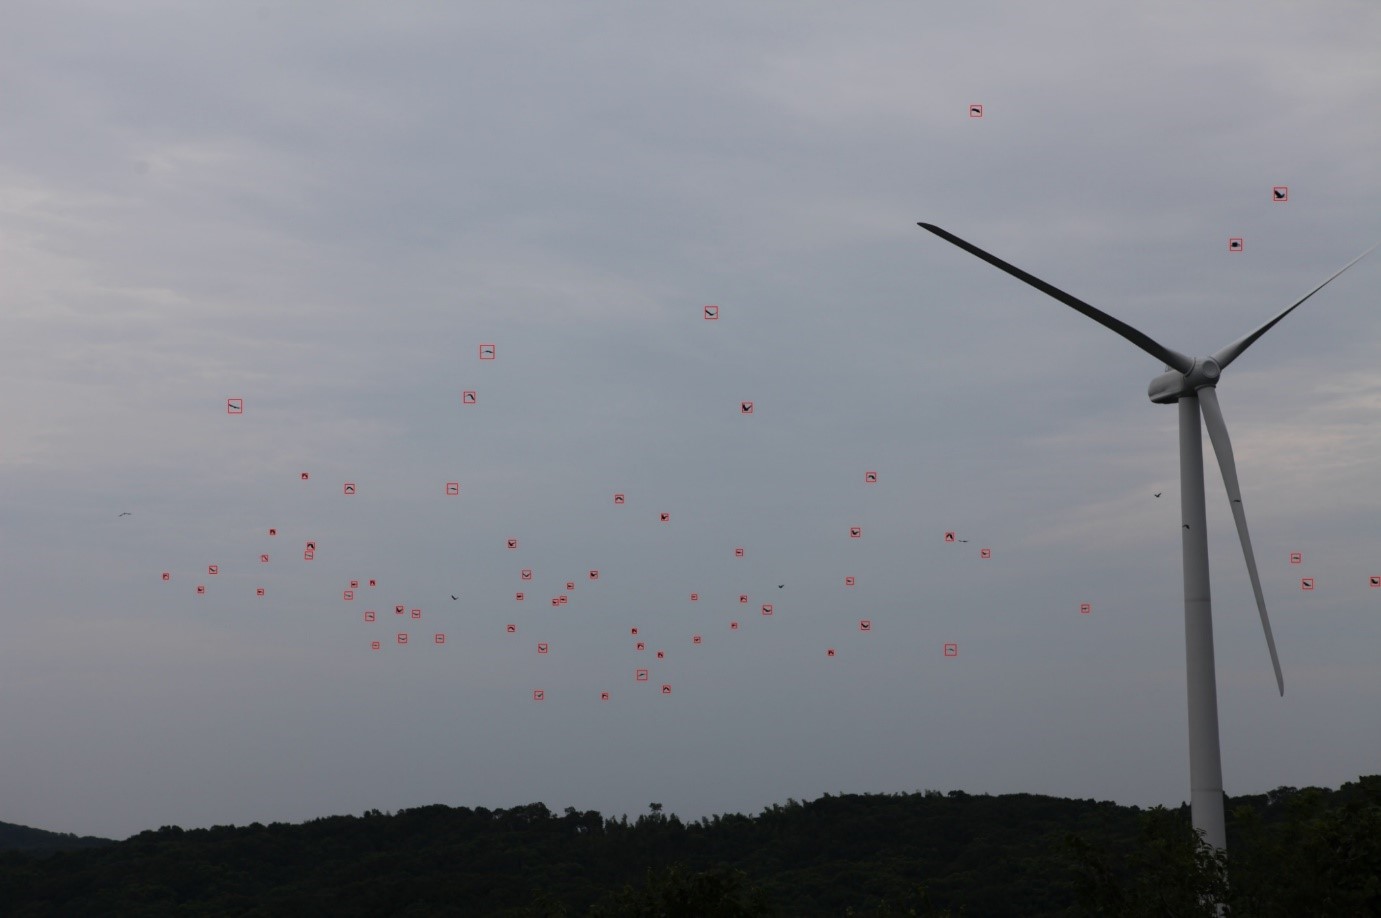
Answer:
[0,821,113,854]
[0,778,1376,915]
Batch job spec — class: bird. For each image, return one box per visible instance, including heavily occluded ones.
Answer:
[117,512,132,517]
[777,584,784,589]
[1154,492,1162,498]
[958,539,969,543]
[1274,188,1286,199]
[450,595,458,601]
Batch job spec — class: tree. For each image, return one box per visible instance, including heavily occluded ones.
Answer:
[588,865,778,917]
[1065,806,1228,917]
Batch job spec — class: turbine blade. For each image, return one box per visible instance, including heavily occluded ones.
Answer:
[919,223,1193,373]
[1212,243,1379,370]
[1197,387,1284,695]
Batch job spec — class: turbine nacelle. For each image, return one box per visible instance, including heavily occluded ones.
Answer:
[1148,357,1221,404]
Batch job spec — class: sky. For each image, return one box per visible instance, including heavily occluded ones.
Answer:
[2,1,1379,842]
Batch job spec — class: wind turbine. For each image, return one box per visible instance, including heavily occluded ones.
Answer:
[918,222,1376,852]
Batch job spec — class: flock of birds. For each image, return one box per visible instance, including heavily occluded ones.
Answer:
[138,304,1034,703]
[130,292,1378,703]
[133,168,1375,701]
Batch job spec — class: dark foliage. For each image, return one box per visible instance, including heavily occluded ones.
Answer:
[0,821,113,854]
[0,778,1374,916]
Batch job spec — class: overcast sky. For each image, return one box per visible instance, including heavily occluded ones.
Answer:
[2,1,1379,841]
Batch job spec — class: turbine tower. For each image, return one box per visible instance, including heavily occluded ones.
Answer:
[918,222,1375,851]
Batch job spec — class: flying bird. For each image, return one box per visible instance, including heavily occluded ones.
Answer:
[777,584,784,589]
[450,595,458,601]
[1154,492,1162,498]
[117,512,132,517]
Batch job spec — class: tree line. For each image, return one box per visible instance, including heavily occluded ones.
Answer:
[0,777,1376,915]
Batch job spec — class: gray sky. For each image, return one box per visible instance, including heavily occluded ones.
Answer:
[2,1,1379,841]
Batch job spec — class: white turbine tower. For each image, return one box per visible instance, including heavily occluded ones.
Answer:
[919,222,1376,853]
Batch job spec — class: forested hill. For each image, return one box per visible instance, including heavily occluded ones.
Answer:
[0,778,1376,916]
[0,821,112,853]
